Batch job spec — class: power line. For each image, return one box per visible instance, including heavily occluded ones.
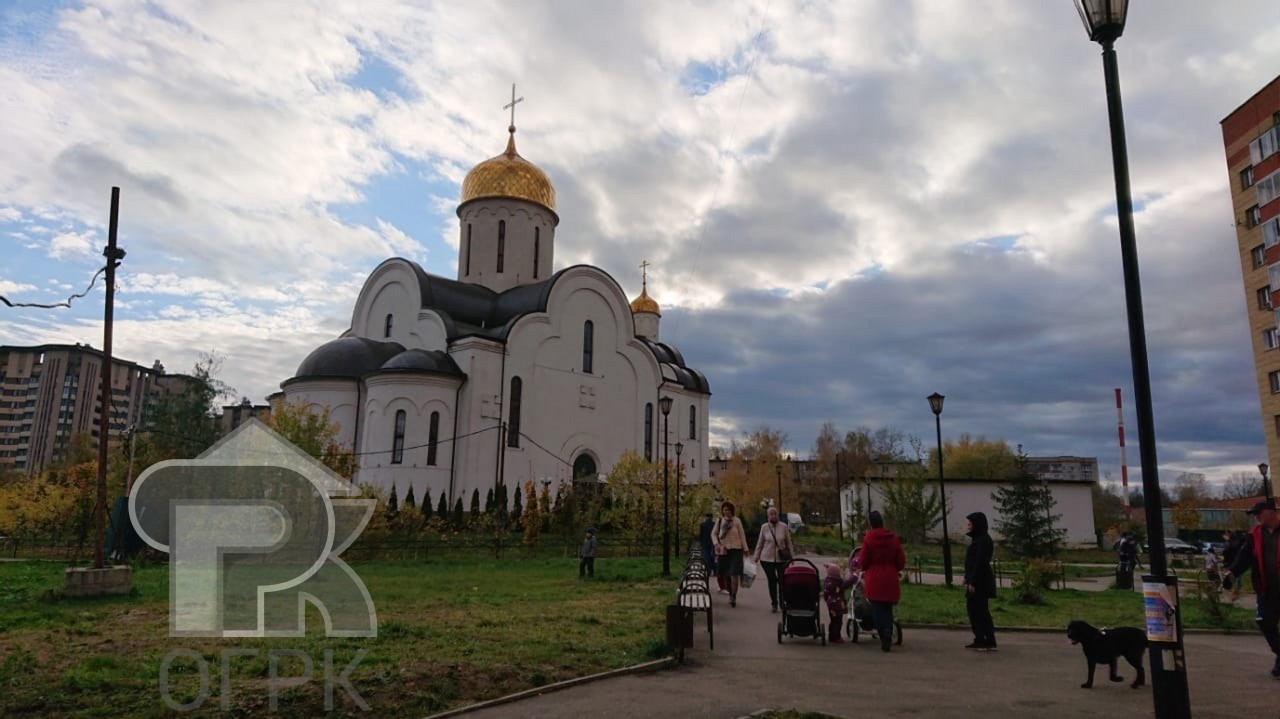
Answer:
[1,266,109,309]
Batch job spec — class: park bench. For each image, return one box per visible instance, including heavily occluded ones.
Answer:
[673,548,714,652]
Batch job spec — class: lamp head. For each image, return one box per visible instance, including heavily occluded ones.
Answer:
[927,392,945,416]
[659,395,673,416]
[1074,0,1128,44]
[675,441,684,455]
[1261,462,1270,478]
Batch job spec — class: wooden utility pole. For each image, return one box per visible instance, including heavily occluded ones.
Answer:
[93,187,124,570]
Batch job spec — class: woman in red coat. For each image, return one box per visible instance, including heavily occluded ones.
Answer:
[860,510,906,652]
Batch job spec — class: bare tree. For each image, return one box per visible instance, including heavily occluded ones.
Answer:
[1220,472,1262,500]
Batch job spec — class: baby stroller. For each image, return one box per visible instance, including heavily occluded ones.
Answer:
[846,572,903,646]
[777,558,825,645]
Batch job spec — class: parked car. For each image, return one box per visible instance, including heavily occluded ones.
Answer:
[1198,541,1226,554]
[1163,538,1201,556]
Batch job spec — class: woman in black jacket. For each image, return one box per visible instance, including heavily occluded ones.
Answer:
[964,511,997,651]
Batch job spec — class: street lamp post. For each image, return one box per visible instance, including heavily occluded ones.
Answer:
[1075,2,1190,716]
[927,393,953,586]
[774,463,783,514]
[675,441,684,559]
[659,395,673,577]
[1260,462,1272,500]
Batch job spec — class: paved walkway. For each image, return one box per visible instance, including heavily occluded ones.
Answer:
[459,556,1277,719]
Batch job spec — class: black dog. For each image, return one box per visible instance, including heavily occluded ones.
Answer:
[1066,620,1147,689]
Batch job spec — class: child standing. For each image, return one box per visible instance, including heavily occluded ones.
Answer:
[823,563,855,643]
[579,527,596,578]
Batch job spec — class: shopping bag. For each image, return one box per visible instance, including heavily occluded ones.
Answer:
[741,559,758,588]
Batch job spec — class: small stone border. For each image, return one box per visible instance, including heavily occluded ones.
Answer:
[901,622,1252,636]
[423,657,675,718]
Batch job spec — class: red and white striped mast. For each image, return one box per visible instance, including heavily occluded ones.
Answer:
[1115,387,1131,518]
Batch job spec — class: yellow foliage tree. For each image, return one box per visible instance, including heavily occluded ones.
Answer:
[268,400,357,479]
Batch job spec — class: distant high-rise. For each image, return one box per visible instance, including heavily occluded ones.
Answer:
[0,344,188,474]
[1222,75,1280,469]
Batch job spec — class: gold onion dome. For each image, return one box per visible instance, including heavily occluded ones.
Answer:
[630,285,660,316]
[459,125,557,216]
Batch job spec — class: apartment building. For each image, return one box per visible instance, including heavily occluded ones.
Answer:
[0,344,184,474]
[1222,75,1280,468]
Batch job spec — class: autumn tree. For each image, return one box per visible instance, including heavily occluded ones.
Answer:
[1221,472,1262,499]
[1091,481,1126,534]
[141,354,232,461]
[267,400,358,479]
[880,463,946,544]
[521,480,543,547]
[1172,473,1212,507]
[713,427,790,522]
[930,434,1019,480]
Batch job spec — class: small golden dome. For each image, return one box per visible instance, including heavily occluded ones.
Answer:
[459,126,556,216]
[630,286,660,315]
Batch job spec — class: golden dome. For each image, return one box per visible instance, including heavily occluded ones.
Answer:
[630,286,660,315]
[459,126,556,216]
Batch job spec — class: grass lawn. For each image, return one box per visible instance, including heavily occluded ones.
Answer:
[0,556,670,718]
[895,582,1257,632]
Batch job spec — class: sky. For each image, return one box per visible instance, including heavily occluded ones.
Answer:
[1,1,1278,490]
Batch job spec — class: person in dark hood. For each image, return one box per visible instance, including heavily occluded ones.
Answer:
[964,511,997,651]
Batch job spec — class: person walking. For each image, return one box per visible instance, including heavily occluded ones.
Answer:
[753,506,796,613]
[578,527,596,578]
[699,512,718,572]
[964,511,997,651]
[713,501,750,607]
[1223,500,1280,677]
[860,510,905,652]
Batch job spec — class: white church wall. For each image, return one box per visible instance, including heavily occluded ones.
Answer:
[458,200,556,293]
[634,312,659,342]
[414,310,450,353]
[349,260,423,347]
[279,379,359,449]
[362,374,460,508]
[447,337,506,508]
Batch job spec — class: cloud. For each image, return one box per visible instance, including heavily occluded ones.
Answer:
[0,280,38,295]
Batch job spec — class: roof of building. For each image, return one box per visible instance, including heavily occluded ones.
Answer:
[291,339,466,383]
[458,127,557,217]
[641,338,711,394]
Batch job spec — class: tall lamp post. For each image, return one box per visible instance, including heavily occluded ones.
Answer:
[1260,463,1272,500]
[774,463,783,514]
[675,441,684,559]
[1075,2,1190,716]
[659,395,673,577]
[927,393,953,586]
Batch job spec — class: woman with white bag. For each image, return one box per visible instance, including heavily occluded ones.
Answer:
[713,501,750,607]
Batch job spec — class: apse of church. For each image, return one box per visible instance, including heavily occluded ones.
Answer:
[280,89,711,510]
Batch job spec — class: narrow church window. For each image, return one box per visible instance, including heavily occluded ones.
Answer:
[689,406,697,440]
[497,220,506,273]
[465,224,472,275]
[644,403,653,461]
[508,377,522,447]
[383,313,393,338]
[427,411,439,465]
[582,321,594,374]
[391,410,406,465]
[533,227,540,279]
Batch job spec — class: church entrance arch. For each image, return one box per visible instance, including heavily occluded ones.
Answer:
[573,453,598,483]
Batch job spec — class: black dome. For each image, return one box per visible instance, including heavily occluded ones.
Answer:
[295,337,405,379]
[378,349,464,377]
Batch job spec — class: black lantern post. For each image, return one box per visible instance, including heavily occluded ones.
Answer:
[675,441,684,558]
[659,395,673,577]
[927,393,953,586]
[1260,462,1272,500]
[774,463,783,514]
[1075,2,1190,716]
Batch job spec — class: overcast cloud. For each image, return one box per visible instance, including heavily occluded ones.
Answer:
[1,1,1277,488]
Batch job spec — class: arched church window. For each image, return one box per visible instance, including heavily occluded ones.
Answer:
[427,411,440,465]
[507,377,522,448]
[497,220,505,273]
[383,313,393,338]
[533,227,540,279]
[644,403,653,461]
[689,406,697,440]
[573,454,597,482]
[582,321,594,374]
[465,224,472,275]
[391,410,406,465]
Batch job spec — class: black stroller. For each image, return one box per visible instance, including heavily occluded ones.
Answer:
[846,572,903,646]
[776,558,825,645]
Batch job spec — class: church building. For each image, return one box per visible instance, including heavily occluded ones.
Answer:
[279,116,712,509]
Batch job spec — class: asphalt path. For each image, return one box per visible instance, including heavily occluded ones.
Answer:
[456,557,1278,719]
